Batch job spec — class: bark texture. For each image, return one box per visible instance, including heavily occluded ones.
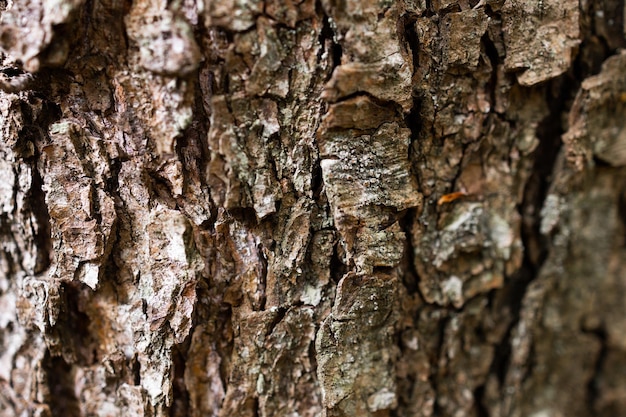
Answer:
[0,0,625,416]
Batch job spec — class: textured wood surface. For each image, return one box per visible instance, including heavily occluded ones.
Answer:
[0,0,625,416]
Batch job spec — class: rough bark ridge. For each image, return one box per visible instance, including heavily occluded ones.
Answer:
[0,0,624,416]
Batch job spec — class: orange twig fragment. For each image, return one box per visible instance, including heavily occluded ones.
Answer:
[437,192,467,206]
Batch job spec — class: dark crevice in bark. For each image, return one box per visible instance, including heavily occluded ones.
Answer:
[176,69,217,229]
[430,314,448,416]
[398,209,422,298]
[520,82,566,268]
[24,98,61,275]
[149,174,180,211]
[481,33,500,115]
[491,0,626,344]
[170,345,191,417]
[577,0,624,80]
[372,265,396,275]
[327,90,407,118]
[311,159,323,200]
[583,326,608,413]
[619,184,626,245]
[493,83,564,381]
[405,96,422,156]
[400,12,419,69]
[482,69,583,405]
[400,7,426,282]
[105,157,121,196]
[46,354,81,417]
[29,153,53,274]
[132,353,141,386]
[225,206,259,225]
[258,243,269,311]
[318,2,342,73]
[588,0,626,51]
[474,384,490,417]
[54,282,96,363]
[329,239,346,284]
[266,306,287,335]
[217,305,234,390]
[252,396,261,417]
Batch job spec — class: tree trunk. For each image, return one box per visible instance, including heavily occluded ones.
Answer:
[0,0,625,416]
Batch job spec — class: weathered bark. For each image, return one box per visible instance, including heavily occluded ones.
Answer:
[0,0,625,416]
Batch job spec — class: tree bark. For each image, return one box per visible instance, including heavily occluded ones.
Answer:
[0,0,625,416]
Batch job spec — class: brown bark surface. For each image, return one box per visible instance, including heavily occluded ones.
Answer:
[0,0,625,416]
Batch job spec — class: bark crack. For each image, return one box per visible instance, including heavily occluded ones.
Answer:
[583,325,608,414]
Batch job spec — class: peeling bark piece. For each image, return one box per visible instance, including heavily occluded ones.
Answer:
[40,121,116,289]
[0,330,48,417]
[125,7,201,76]
[265,0,316,27]
[322,56,413,112]
[110,162,200,409]
[265,198,312,307]
[320,96,398,131]
[204,0,262,31]
[206,92,286,218]
[319,120,420,269]
[259,307,321,417]
[563,51,626,169]
[316,273,398,417]
[113,69,194,156]
[321,0,413,111]
[353,221,406,269]
[220,309,278,417]
[0,158,14,214]
[301,230,335,306]
[0,0,84,71]
[441,9,489,71]
[246,18,288,96]
[503,0,579,85]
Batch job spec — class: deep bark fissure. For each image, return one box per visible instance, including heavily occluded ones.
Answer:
[398,208,421,296]
[429,314,449,417]
[583,326,608,414]
[485,10,622,401]
[317,1,342,73]
[473,384,490,417]
[482,77,568,403]
[47,354,81,417]
[170,344,191,417]
[29,151,53,273]
[481,33,500,115]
